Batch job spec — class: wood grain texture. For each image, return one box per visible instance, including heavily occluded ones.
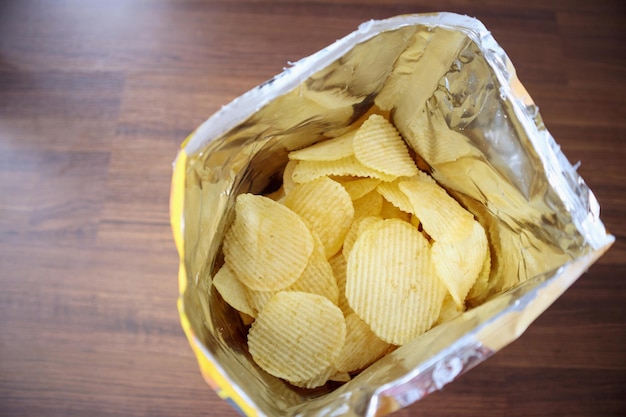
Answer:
[0,1,624,416]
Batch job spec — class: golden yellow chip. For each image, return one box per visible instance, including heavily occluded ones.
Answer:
[398,179,475,242]
[328,370,351,383]
[334,312,391,373]
[376,179,414,214]
[346,219,446,345]
[245,237,338,314]
[435,292,465,326]
[290,367,337,389]
[245,287,275,317]
[414,168,437,184]
[288,131,356,161]
[329,253,352,315]
[466,243,492,304]
[353,114,418,178]
[431,220,488,305]
[291,155,396,184]
[282,159,298,195]
[342,216,384,263]
[379,198,411,222]
[290,234,339,305]
[212,263,256,318]
[247,291,346,387]
[223,194,314,291]
[339,177,382,200]
[352,190,384,220]
[283,176,354,258]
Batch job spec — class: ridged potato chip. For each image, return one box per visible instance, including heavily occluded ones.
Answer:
[339,177,382,200]
[245,236,339,315]
[328,370,351,383]
[245,287,275,317]
[346,219,446,345]
[247,292,346,387]
[290,234,339,305]
[329,253,352,315]
[431,220,488,305]
[282,159,298,195]
[223,194,314,291]
[466,236,492,304]
[342,216,384,263]
[288,131,356,161]
[291,367,337,389]
[352,190,384,220]
[399,178,475,242]
[212,263,256,318]
[291,155,396,184]
[283,176,354,258]
[353,114,418,178]
[435,292,465,326]
[379,198,411,222]
[376,178,415,214]
[334,312,391,373]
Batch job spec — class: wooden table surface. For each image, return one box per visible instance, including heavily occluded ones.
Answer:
[1,1,624,416]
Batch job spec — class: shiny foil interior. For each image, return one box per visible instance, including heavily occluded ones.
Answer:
[174,13,614,416]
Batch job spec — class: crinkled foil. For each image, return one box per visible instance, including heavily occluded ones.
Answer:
[170,13,614,417]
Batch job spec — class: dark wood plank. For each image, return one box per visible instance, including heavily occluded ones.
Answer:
[1,1,624,416]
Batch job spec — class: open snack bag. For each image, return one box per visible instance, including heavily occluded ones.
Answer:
[170,13,613,417]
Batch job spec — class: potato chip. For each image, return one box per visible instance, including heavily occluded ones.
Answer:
[282,159,298,195]
[245,236,339,314]
[223,194,314,291]
[212,263,256,318]
[245,287,275,317]
[342,216,384,263]
[431,220,488,305]
[288,131,356,161]
[414,168,437,184]
[338,177,382,200]
[376,179,414,214]
[283,177,354,258]
[352,190,384,220]
[353,114,418,177]
[290,367,337,389]
[247,292,346,387]
[329,253,352,315]
[399,179,475,242]
[435,292,465,326]
[328,370,351,383]
[291,155,396,184]
[346,219,446,345]
[290,234,339,305]
[379,198,411,222]
[334,312,391,373]
[466,242,492,304]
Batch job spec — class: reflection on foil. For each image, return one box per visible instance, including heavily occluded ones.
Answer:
[173,12,614,417]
